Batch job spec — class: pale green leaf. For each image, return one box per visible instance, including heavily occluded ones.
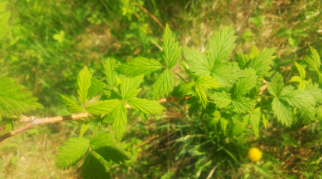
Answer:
[178,82,195,98]
[211,63,242,87]
[81,152,111,179]
[152,69,175,99]
[267,73,284,97]
[0,1,8,11]
[294,62,306,79]
[249,48,276,76]
[88,78,106,99]
[299,106,316,123]
[117,57,162,77]
[318,72,322,86]
[56,137,90,169]
[317,106,322,121]
[77,66,92,104]
[234,69,258,96]
[231,116,249,136]
[90,133,130,164]
[231,97,256,113]
[209,91,231,108]
[0,11,10,39]
[0,77,43,117]
[305,84,322,103]
[162,24,182,68]
[262,114,268,129]
[104,58,119,87]
[220,117,228,134]
[195,84,208,108]
[290,76,302,82]
[86,99,122,115]
[129,98,165,115]
[209,26,236,64]
[112,102,128,141]
[250,46,259,59]
[235,53,250,69]
[272,98,292,126]
[303,46,320,71]
[250,108,261,137]
[196,75,221,89]
[79,123,89,137]
[184,47,211,76]
[60,95,84,113]
[119,76,143,100]
[280,87,315,109]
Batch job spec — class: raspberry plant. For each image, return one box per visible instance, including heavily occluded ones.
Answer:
[1,8,322,177]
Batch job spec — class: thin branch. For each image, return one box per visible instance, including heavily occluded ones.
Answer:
[133,2,165,30]
[0,96,191,143]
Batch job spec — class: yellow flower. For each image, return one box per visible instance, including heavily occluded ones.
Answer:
[248,147,262,162]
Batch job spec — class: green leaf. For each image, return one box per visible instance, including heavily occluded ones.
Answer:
[235,53,250,69]
[0,77,43,118]
[5,120,13,132]
[303,46,320,72]
[231,116,249,136]
[184,47,211,76]
[299,106,316,123]
[112,102,128,141]
[305,84,322,103]
[86,100,122,115]
[0,11,10,39]
[79,123,89,137]
[0,1,8,11]
[249,48,276,77]
[317,106,322,121]
[162,24,182,68]
[88,78,106,99]
[178,82,195,98]
[129,98,165,115]
[208,26,236,64]
[195,84,208,108]
[290,76,302,82]
[231,97,256,113]
[78,66,92,104]
[212,63,242,87]
[152,69,175,99]
[294,62,306,79]
[318,72,322,86]
[233,69,258,96]
[196,75,221,89]
[267,73,284,97]
[117,57,162,77]
[90,133,130,164]
[220,117,228,134]
[60,95,84,113]
[280,87,315,109]
[272,98,292,126]
[209,91,231,108]
[262,114,268,129]
[119,75,143,100]
[250,108,261,137]
[104,58,119,87]
[56,137,90,169]
[250,46,259,59]
[81,152,111,179]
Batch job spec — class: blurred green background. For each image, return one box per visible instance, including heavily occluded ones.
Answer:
[1,0,322,178]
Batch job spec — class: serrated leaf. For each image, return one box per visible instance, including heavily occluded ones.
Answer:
[112,102,128,141]
[104,58,119,87]
[299,106,316,123]
[152,69,175,99]
[231,116,249,136]
[0,77,43,117]
[0,1,8,12]
[235,53,250,69]
[60,95,84,113]
[262,114,268,129]
[267,73,284,97]
[79,123,89,137]
[56,137,90,169]
[184,47,211,76]
[90,133,130,164]
[318,72,322,86]
[129,98,165,115]
[81,152,111,179]
[196,75,221,89]
[272,98,292,126]
[317,106,322,121]
[162,24,182,68]
[86,99,122,115]
[88,78,106,99]
[209,91,231,108]
[305,84,322,103]
[0,11,10,39]
[220,117,228,134]
[78,66,92,104]
[294,62,306,79]
[209,26,236,64]
[117,57,162,77]
[290,76,302,82]
[140,112,147,122]
[212,63,242,87]
[234,69,258,96]
[250,46,259,59]
[231,97,256,113]
[119,75,143,100]
[303,46,320,72]
[195,84,208,108]
[280,87,315,109]
[178,82,195,98]
[250,108,261,137]
[249,48,275,77]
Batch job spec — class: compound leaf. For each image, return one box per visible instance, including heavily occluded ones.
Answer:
[235,53,250,69]
[86,99,122,115]
[56,137,90,169]
[60,95,84,113]
[78,66,92,104]
[249,48,275,77]
[162,24,182,68]
[303,46,320,72]
[152,69,175,99]
[250,108,261,137]
[184,47,211,76]
[280,87,315,109]
[234,69,258,96]
[231,116,249,136]
[212,63,242,87]
[196,75,221,89]
[178,82,195,98]
[117,57,162,77]
[128,98,165,115]
[119,75,143,100]
[294,62,306,79]
[209,91,231,108]
[195,84,208,108]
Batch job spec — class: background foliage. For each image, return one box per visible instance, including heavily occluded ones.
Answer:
[1,0,322,178]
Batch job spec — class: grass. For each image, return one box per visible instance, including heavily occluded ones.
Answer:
[1,0,322,178]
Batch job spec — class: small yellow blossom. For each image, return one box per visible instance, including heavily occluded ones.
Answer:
[248,147,262,162]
